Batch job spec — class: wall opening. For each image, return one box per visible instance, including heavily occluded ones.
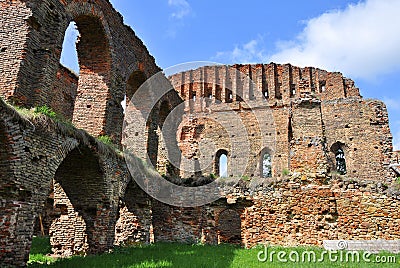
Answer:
[60,15,112,137]
[125,71,147,110]
[60,22,80,74]
[319,81,326,93]
[260,149,272,178]
[217,209,241,244]
[335,148,347,175]
[225,88,233,103]
[215,150,228,178]
[331,142,347,175]
[52,146,110,255]
[215,85,222,103]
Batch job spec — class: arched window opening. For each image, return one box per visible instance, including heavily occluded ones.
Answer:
[225,88,233,103]
[319,81,326,93]
[331,142,347,175]
[263,88,269,99]
[261,151,272,178]
[335,148,347,175]
[61,22,79,74]
[215,150,228,178]
[290,84,296,97]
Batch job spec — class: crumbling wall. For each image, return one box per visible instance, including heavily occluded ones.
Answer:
[151,179,400,248]
[169,64,392,182]
[50,64,78,121]
[0,0,161,143]
[0,99,129,266]
[114,180,152,246]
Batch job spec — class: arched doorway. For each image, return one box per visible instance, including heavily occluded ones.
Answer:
[50,146,111,256]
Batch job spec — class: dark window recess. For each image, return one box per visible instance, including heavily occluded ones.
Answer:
[335,148,347,175]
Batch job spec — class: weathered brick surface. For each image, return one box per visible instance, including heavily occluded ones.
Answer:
[1,1,400,267]
[50,64,78,121]
[0,99,132,266]
[167,64,389,181]
[0,0,160,143]
[150,64,399,248]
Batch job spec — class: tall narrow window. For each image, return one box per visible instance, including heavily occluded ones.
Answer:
[335,148,347,175]
[261,152,272,178]
[216,150,228,178]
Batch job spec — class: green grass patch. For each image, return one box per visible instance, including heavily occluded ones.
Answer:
[28,237,399,268]
[28,236,56,266]
[97,135,114,145]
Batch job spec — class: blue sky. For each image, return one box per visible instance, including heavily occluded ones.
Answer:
[61,0,400,150]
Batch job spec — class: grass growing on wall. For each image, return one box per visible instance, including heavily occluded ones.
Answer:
[28,237,399,268]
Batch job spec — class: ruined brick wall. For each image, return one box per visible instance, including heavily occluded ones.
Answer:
[114,180,152,246]
[149,63,398,247]
[50,64,78,121]
[0,99,132,266]
[168,64,391,181]
[0,0,161,143]
[151,178,400,248]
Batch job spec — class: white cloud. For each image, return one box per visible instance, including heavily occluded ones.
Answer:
[214,0,400,80]
[270,0,400,80]
[168,0,192,19]
[213,36,268,64]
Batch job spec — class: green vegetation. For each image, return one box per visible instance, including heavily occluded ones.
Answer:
[11,103,74,128]
[396,177,400,184]
[241,175,251,182]
[97,135,113,146]
[28,237,399,268]
[34,105,57,119]
[28,237,56,266]
[282,168,290,176]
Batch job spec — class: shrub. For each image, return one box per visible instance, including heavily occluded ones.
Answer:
[34,105,57,119]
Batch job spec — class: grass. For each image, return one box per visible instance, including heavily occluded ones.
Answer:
[28,237,399,268]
